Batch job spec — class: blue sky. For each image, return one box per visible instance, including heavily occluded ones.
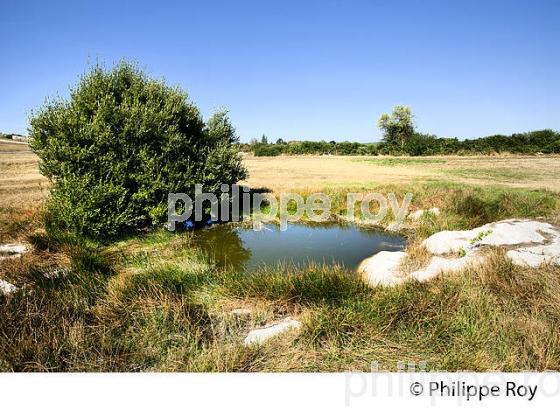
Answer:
[1,0,558,142]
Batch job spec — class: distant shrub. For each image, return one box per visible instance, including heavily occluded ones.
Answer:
[30,61,247,239]
[243,129,559,157]
[248,140,380,156]
[253,144,283,156]
[458,130,560,154]
[378,129,560,156]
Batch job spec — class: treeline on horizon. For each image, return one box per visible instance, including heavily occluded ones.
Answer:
[240,129,560,157]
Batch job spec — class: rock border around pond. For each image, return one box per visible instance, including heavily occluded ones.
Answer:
[359,219,560,287]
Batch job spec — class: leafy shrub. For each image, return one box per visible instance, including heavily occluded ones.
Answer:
[378,129,560,156]
[253,144,283,156]
[243,129,560,157]
[30,62,247,239]
[248,140,380,156]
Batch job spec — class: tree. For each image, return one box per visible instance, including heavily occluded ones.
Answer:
[276,138,286,145]
[29,61,247,238]
[260,134,268,144]
[377,105,415,150]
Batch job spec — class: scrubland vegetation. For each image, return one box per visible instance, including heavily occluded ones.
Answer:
[244,129,560,157]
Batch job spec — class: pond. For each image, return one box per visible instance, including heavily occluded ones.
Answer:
[190,222,406,272]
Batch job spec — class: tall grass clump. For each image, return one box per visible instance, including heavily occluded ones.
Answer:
[220,264,368,305]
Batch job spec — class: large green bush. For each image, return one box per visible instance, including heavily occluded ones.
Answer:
[30,62,247,238]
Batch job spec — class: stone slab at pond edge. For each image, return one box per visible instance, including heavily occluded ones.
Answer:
[358,251,408,287]
[359,219,560,287]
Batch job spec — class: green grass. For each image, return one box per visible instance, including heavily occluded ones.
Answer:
[1,182,560,371]
[2,241,559,371]
[241,180,560,235]
[322,181,560,237]
[447,167,539,181]
[355,157,446,166]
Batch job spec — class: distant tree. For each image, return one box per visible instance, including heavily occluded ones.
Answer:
[276,138,286,145]
[260,134,268,144]
[377,105,415,150]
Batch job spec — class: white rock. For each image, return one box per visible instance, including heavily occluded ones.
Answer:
[243,318,302,346]
[408,207,441,221]
[0,243,28,261]
[477,220,556,247]
[359,251,481,287]
[423,219,558,255]
[506,250,550,268]
[411,254,482,282]
[506,235,560,268]
[361,219,560,288]
[0,279,17,296]
[423,229,475,255]
[0,243,27,255]
[358,251,407,287]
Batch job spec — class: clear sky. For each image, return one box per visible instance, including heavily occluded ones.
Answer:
[1,0,558,142]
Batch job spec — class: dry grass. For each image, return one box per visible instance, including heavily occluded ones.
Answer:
[0,141,47,241]
[2,236,560,371]
[242,154,560,192]
[0,140,31,152]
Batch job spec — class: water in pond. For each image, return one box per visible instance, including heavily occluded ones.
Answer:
[190,223,405,272]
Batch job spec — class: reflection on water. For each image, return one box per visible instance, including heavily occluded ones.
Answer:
[190,222,406,272]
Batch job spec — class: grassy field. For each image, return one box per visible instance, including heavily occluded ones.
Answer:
[243,154,560,192]
[2,144,560,371]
